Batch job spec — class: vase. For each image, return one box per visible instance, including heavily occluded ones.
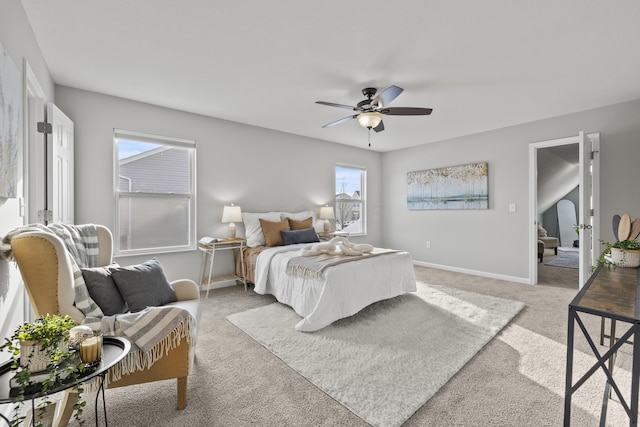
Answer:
[19,340,49,373]
[19,339,69,373]
[611,248,640,267]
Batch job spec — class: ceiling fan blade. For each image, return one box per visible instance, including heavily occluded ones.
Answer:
[373,85,403,107]
[380,107,433,116]
[316,101,356,110]
[373,121,385,132]
[322,115,357,128]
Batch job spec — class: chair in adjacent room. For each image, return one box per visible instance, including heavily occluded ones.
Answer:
[537,222,559,255]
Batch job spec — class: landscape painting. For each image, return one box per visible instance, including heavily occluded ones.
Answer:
[0,40,21,199]
[407,162,488,210]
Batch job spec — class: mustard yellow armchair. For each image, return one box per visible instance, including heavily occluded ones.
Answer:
[9,225,200,416]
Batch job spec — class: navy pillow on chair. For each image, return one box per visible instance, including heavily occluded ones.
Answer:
[281,227,320,246]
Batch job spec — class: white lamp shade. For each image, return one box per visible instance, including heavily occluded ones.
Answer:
[319,206,335,220]
[357,112,383,129]
[221,205,242,223]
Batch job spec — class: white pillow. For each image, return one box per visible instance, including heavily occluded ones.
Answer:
[280,210,316,222]
[243,212,282,247]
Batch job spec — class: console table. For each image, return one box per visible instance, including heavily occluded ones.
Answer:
[564,265,640,426]
[0,336,130,426]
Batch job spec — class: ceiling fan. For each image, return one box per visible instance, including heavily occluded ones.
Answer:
[316,85,433,133]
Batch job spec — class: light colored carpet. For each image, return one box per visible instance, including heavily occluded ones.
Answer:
[546,252,579,269]
[226,282,524,427]
[64,265,633,426]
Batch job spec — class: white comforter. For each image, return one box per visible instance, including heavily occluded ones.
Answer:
[253,244,417,331]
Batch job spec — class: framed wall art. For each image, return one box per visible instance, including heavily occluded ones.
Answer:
[407,162,488,210]
[0,40,22,199]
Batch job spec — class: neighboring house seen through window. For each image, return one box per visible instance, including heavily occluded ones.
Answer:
[114,129,196,256]
[335,165,366,235]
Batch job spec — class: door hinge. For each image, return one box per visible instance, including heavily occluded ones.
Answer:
[37,121,52,134]
[37,210,53,223]
[590,209,594,216]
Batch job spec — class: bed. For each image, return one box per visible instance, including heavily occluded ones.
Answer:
[237,210,417,332]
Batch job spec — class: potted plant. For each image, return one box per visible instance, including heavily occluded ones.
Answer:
[596,239,640,269]
[0,314,89,427]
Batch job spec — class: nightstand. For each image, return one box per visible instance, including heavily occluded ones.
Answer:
[198,238,247,297]
[317,232,337,241]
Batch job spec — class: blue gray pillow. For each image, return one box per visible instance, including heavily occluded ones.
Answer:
[109,258,177,312]
[281,227,320,245]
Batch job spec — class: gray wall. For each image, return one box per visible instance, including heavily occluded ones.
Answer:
[382,99,640,282]
[55,86,383,283]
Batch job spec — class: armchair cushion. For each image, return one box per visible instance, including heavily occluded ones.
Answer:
[110,258,177,312]
[81,264,128,315]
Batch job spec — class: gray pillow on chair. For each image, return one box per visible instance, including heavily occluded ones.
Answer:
[109,258,177,312]
[81,264,128,316]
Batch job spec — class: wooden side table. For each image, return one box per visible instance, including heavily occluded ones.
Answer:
[317,231,335,241]
[198,238,247,297]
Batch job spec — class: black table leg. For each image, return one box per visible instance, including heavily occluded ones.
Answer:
[564,307,575,426]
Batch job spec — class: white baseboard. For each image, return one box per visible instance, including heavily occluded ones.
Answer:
[412,260,532,285]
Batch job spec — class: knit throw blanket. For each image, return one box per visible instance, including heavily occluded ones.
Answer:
[286,248,400,280]
[1,223,195,378]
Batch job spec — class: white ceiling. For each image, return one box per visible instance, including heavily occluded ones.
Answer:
[21,0,640,152]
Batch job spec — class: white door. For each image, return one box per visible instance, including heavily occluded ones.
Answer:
[578,131,600,288]
[27,98,46,224]
[529,132,600,286]
[47,103,74,224]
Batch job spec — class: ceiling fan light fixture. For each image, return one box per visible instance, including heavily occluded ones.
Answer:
[357,112,383,129]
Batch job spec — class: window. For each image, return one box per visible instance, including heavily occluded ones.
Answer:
[114,129,196,256]
[335,165,366,235]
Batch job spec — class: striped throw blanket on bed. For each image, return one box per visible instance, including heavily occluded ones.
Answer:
[286,248,400,280]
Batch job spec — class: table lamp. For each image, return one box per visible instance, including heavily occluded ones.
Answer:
[221,204,242,239]
[319,205,335,233]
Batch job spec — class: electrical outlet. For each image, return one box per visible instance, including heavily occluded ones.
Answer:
[509,203,517,213]
[426,241,431,249]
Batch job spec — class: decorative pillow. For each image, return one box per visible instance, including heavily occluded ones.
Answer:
[281,228,320,246]
[538,225,548,237]
[287,216,313,230]
[280,210,316,222]
[259,218,290,247]
[81,263,127,316]
[243,211,282,247]
[109,258,177,312]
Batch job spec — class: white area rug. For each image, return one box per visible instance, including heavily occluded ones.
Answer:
[226,282,525,427]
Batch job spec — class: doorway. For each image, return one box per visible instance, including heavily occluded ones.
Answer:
[529,132,600,287]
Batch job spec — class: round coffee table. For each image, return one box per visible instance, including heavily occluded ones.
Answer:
[0,336,130,426]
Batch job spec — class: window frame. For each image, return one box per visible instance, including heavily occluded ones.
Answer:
[335,163,367,236]
[113,129,197,257]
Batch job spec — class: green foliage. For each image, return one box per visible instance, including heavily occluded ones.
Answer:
[595,239,640,270]
[0,315,89,426]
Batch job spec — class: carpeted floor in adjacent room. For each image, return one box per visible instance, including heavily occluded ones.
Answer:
[68,260,630,426]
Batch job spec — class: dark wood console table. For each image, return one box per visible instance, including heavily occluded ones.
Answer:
[564,265,640,426]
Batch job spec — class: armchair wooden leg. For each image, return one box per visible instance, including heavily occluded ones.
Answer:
[177,377,187,410]
[53,389,78,427]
